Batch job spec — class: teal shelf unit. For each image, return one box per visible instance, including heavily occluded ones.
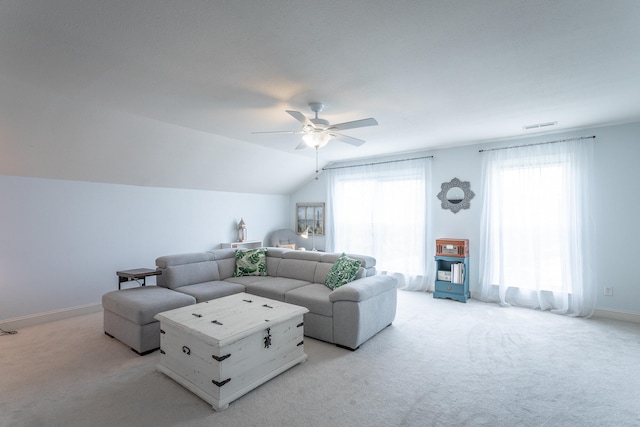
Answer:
[433,255,470,303]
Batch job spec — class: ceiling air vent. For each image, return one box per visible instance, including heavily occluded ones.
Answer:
[523,121,557,130]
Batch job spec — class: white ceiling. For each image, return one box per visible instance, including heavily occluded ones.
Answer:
[2,0,640,192]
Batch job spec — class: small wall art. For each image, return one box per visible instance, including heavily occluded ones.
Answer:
[296,202,325,235]
[437,178,475,213]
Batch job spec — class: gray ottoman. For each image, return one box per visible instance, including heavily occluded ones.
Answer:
[102,286,196,355]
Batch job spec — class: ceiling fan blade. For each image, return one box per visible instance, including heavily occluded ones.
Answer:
[286,110,315,128]
[332,132,366,146]
[328,118,378,131]
[295,142,308,150]
[251,130,302,135]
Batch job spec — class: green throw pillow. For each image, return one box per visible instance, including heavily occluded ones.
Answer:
[234,248,267,277]
[325,253,362,290]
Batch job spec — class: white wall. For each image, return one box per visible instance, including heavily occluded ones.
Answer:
[0,175,289,321]
[292,122,640,316]
[0,77,297,323]
[589,122,640,314]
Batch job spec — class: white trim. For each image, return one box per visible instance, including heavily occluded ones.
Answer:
[0,303,103,331]
[593,308,640,324]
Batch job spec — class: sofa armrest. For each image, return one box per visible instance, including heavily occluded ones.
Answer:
[329,275,397,303]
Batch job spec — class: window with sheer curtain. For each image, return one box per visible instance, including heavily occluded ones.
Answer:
[325,158,432,291]
[478,139,596,316]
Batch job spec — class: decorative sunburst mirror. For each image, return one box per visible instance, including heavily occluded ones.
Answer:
[437,178,475,213]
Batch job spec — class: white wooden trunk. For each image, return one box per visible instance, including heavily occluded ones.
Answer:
[155,293,308,411]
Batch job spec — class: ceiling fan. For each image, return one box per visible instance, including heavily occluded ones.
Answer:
[252,102,378,150]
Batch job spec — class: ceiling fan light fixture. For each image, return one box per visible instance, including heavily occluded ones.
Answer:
[254,102,377,151]
[302,131,331,148]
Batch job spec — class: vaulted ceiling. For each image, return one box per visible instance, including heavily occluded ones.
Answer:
[2,1,640,194]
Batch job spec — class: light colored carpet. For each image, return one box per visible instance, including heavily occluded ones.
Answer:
[1,291,639,427]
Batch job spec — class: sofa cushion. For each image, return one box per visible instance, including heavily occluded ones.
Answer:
[173,281,245,303]
[241,277,310,301]
[164,261,220,289]
[224,276,271,286]
[234,248,267,277]
[102,286,195,325]
[285,284,333,317]
[325,253,363,290]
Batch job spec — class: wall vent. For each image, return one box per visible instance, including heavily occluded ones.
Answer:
[523,121,557,130]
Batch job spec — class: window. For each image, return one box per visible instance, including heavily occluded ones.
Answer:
[478,140,596,316]
[486,158,567,292]
[326,158,432,290]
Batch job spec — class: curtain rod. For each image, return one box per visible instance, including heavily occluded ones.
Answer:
[322,155,433,171]
[479,135,596,153]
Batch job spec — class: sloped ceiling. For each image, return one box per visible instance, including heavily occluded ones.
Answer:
[1,0,640,194]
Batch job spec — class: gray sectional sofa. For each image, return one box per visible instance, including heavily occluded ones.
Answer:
[102,248,398,354]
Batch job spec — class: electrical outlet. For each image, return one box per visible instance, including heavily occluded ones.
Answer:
[604,287,613,296]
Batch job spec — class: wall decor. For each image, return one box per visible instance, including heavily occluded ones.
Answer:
[437,178,475,213]
[236,218,247,242]
[296,202,325,235]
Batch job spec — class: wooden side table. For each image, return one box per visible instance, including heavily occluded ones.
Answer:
[116,268,161,290]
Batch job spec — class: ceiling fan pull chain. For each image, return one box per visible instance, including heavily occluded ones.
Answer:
[315,146,320,180]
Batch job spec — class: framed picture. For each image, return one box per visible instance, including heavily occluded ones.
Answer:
[296,202,325,236]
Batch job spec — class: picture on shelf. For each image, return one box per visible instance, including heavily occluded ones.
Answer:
[296,202,325,236]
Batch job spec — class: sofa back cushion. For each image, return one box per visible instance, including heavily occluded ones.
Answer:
[313,262,333,284]
[216,258,235,280]
[276,259,318,282]
[208,249,236,280]
[156,252,214,268]
[155,248,374,289]
[156,252,215,288]
[163,261,220,290]
[274,250,368,284]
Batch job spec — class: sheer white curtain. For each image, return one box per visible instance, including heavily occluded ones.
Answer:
[478,139,596,316]
[326,158,433,291]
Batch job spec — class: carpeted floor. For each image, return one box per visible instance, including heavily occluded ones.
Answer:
[1,291,639,427]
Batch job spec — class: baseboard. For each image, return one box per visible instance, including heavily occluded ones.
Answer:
[0,303,103,331]
[2,303,636,330]
[593,308,640,324]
